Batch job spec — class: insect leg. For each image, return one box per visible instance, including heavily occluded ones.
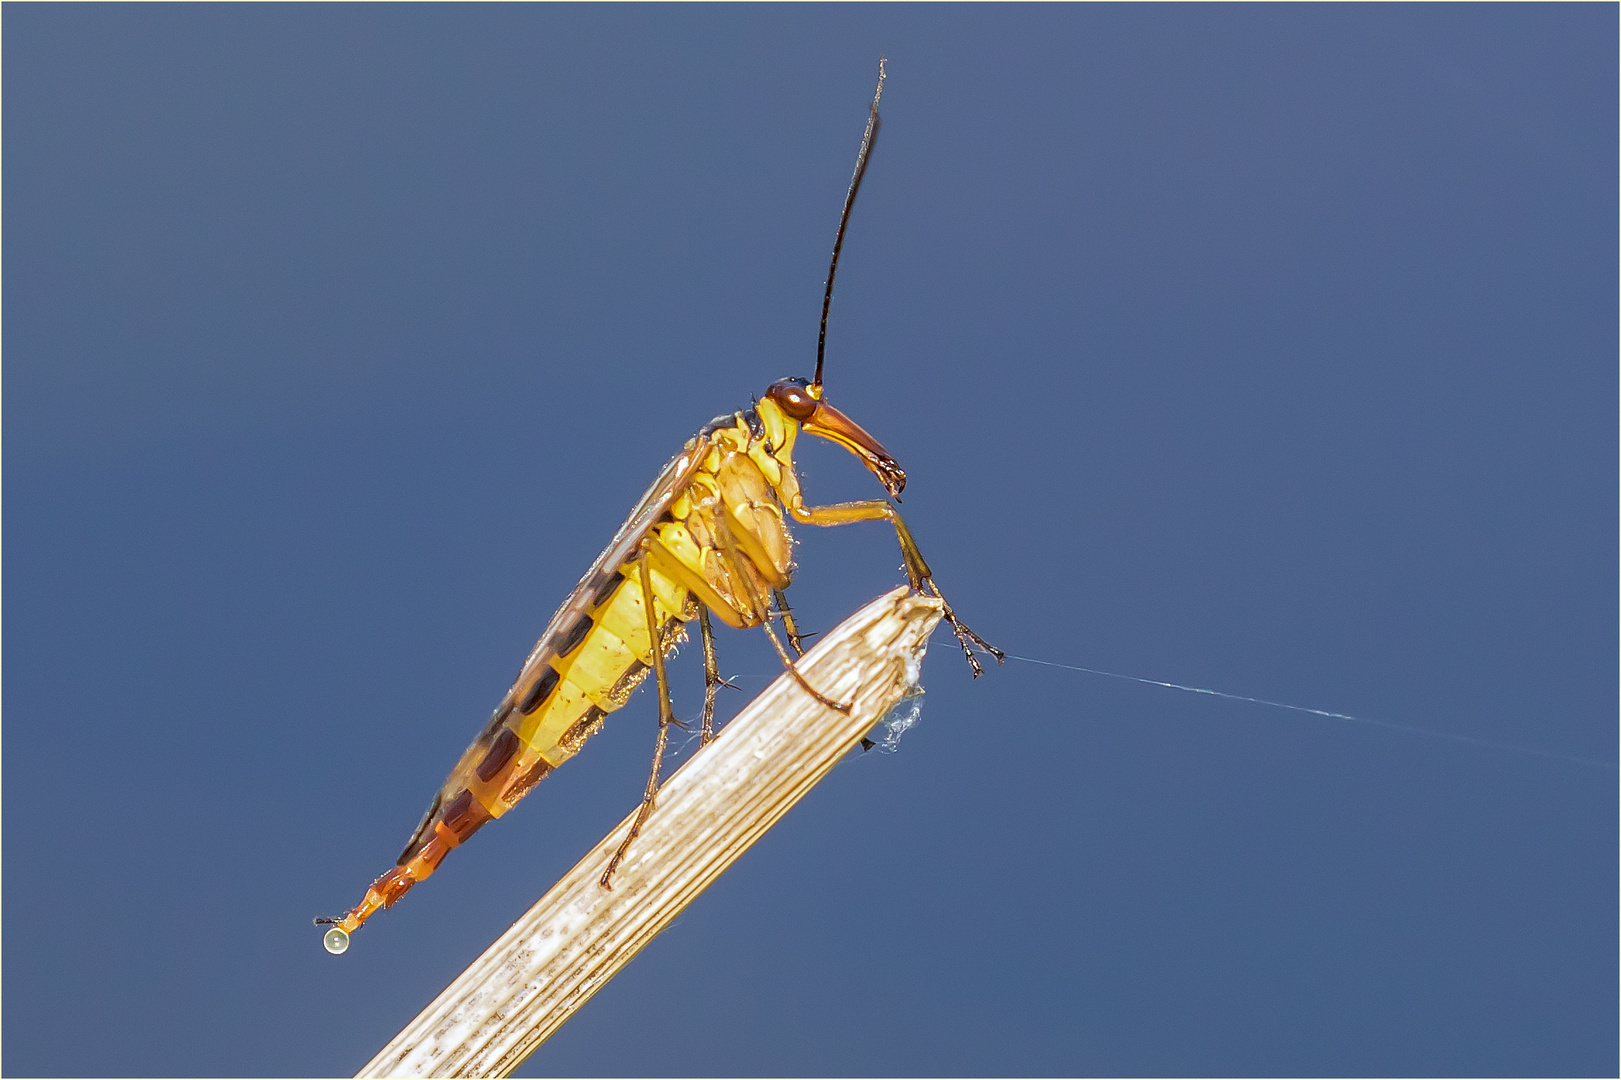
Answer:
[781,488,1003,677]
[711,521,851,712]
[772,588,814,656]
[600,550,678,890]
[884,508,1004,676]
[756,597,851,712]
[697,605,732,746]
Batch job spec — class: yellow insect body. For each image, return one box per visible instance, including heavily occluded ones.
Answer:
[318,63,999,951]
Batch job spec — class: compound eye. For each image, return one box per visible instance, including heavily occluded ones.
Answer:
[768,379,818,421]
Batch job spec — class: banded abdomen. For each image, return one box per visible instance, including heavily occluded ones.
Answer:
[351,559,700,923]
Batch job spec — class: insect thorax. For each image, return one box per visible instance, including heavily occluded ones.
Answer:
[659,409,798,628]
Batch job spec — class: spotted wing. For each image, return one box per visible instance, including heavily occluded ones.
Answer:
[504,436,710,706]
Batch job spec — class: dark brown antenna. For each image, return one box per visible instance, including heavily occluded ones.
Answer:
[813,58,885,390]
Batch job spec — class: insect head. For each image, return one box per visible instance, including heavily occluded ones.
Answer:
[763,377,907,499]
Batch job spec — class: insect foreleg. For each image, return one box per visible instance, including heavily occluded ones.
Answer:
[600,550,678,890]
[878,507,1004,676]
[779,473,1004,676]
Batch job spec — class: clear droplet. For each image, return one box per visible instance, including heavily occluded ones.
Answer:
[322,927,350,955]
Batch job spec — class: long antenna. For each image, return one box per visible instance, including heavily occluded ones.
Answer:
[814,57,885,390]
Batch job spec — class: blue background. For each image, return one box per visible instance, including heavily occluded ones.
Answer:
[5,6,1615,1076]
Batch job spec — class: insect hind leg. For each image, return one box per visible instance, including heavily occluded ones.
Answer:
[601,551,679,890]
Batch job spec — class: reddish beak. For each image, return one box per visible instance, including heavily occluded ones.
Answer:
[803,400,907,498]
